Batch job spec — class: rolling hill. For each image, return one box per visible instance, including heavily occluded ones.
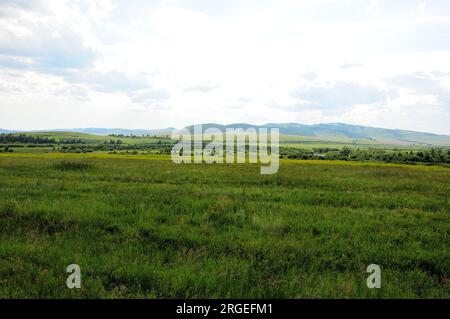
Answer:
[0,129,19,134]
[2,123,450,146]
[184,123,450,146]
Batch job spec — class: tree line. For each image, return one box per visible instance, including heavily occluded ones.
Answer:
[0,134,83,144]
[281,146,450,165]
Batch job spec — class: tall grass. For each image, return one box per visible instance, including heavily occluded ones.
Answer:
[53,160,93,171]
[0,154,448,298]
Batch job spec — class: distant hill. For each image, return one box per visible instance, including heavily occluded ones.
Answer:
[0,128,175,136]
[44,128,176,136]
[0,129,20,134]
[2,123,450,146]
[184,123,450,146]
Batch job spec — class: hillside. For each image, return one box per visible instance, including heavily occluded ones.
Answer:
[0,129,19,134]
[185,123,450,146]
[2,123,450,146]
[46,128,175,136]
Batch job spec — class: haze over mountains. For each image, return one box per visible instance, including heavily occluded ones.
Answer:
[1,123,450,146]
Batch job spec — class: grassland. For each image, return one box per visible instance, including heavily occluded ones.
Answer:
[0,153,448,298]
[19,131,170,145]
[10,131,429,149]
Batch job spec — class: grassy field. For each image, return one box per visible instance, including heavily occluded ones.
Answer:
[0,153,449,298]
[9,131,421,149]
[18,131,171,145]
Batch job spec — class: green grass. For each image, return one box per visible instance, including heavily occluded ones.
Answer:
[53,160,93,171]
[5,131,442,155]
[18,131,171,145]
[0,153,448,298]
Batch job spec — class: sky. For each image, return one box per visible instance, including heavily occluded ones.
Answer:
[0,0,450,134]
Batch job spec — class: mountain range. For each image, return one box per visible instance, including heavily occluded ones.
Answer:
[1,123,450,146]
[184,123,450,146]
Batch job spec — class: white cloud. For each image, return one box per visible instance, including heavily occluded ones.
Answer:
[0,0,450,134]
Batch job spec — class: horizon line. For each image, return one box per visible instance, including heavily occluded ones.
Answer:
[1,122,450,137]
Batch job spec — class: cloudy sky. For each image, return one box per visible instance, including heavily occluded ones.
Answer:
[1,0,450,134]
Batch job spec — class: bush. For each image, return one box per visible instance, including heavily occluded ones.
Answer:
[53,161,92,171]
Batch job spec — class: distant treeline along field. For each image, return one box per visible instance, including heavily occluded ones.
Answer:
[1,132,449,166]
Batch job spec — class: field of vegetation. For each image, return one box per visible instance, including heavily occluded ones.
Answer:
[0,152,448,298]
[1,132,450,166]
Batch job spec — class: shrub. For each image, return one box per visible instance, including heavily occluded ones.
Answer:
[53,161,92,171]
